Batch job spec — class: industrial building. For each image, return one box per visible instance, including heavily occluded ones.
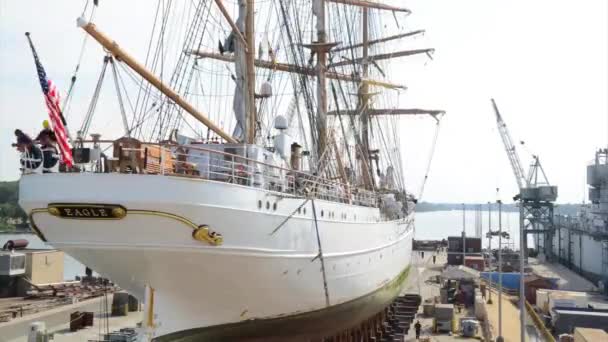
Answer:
[0,248,64,298]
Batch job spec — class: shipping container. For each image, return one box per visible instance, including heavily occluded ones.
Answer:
[447,237,482,253]
[464,256,485,271]
[552,309,608,335]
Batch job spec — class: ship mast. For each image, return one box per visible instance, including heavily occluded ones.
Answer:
[359,7,374,188]
[307,0,332,160]
[245,0,256,144]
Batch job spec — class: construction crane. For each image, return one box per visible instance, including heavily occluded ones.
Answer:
[492,98,559,342]
[491,97,558,260]
[492,98,557,202]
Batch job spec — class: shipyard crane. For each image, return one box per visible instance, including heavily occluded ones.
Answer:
[493,99,527,190]
[492,98,560,342]
[491,98,557,259]
[491,99,557,202]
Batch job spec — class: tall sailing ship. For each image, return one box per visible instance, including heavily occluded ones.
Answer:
[19,0,443,340]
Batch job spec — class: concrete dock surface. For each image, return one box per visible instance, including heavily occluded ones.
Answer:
[402,251,481,341]
[46,311,142,342]
[0,294,142,342]
[527,257,598,292]
[484,289,543,342]
[4,252,582,341]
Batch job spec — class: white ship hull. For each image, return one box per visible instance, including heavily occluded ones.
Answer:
[19,173,413,340]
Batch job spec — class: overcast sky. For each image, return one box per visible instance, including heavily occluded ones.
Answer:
[1,0,606,204]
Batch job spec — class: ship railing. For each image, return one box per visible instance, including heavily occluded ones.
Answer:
[142,143,378,207]
[19,139,379,206]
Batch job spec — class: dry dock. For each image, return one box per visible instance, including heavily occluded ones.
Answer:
[4,249,602,341]
[402,251,480,341]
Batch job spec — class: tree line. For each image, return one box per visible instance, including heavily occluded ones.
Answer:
[0,181,28,232]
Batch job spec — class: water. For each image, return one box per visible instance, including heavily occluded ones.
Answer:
[0,210,528,281]
[415,209,531,249]
[0,233,86,280]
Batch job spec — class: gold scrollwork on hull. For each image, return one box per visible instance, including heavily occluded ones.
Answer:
[192,225,224,246]
[29,207,223,246]
[127,210,223,246]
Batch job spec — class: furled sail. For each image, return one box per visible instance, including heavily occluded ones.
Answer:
[230,0,249,141]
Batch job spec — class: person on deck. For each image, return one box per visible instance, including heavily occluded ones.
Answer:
[14,130,42,173]
[36,121,59,173]
[35,120,56,143]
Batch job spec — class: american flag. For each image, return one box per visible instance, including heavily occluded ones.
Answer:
[26,33,73,167]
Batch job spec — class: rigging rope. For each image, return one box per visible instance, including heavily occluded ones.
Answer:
[109,58,131,136]
[79,56,110,139]
[63,2,97,119]
[417,118,442,200]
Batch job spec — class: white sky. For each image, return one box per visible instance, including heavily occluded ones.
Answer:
[1,0,607,204]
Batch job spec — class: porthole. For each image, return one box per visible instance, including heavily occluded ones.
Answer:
[321,210,324,217]
[266,201,270,210]
[273,203,277,211]
[258,200,262,209]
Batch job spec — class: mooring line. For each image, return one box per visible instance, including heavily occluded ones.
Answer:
[269,198,310,236]
[311,199,330,307]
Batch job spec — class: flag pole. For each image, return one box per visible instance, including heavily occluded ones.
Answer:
[25,32,74,167]
[25,32,75,144]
